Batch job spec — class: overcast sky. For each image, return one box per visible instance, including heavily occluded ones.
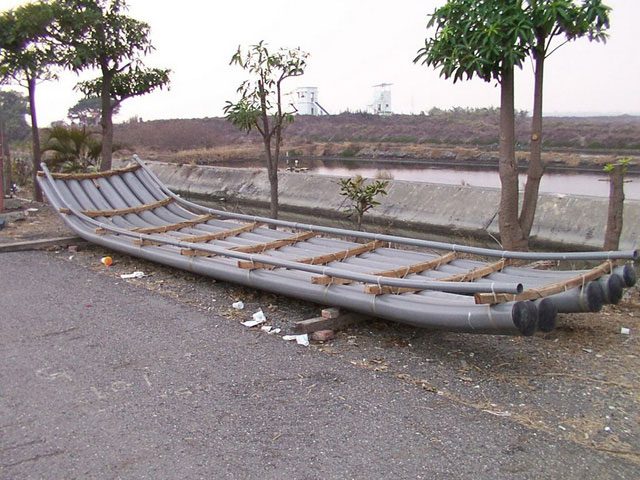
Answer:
[2,0,639,125]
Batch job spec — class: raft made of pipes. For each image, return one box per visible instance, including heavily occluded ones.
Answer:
[36,157,637,336]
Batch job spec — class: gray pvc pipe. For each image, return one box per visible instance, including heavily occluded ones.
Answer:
[40,164,522,296]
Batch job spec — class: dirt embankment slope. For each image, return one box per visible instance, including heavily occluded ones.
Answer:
[114,112,640,169]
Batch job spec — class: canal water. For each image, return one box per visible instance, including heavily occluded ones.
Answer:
[311,165,640,200]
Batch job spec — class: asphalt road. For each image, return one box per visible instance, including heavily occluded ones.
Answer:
[1,251,638,479]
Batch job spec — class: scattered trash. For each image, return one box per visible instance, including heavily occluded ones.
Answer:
[100,256,113,267]
[120,271,146,279]
[582,348,593,354]
[604,426,611,432]
[232,301,245,310]
[620,327,631,335]
[241,309,267,328]
[282,334,310,347]
[260,325,281,334]
[68,245,78,253]
[26,207,39,213]
[558,425,567,431]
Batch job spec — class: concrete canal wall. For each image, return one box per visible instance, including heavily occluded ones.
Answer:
[144,161,640,251]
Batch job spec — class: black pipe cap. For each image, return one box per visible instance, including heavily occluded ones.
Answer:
[513,301,538,337]
[537,298,558,333]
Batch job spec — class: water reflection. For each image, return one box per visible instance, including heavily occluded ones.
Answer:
[311,166,639,200]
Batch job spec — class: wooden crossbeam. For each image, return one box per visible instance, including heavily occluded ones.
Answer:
[180,230,315,257]
[38,164,140,180]
[364,255,509,295]
[183,222,261,243]
[231,231,316,254]
[474,261,614,305]
[138,221,260,248]
[314,251,458,287]
[67,197,173,218]
[134,214,215,234]
[237,240,385,270]
[437,258,514,282]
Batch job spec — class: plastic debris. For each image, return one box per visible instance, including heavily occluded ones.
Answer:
[232,301,245,310]
[26,207,39,212]
[260,325,282,335]
[620,327,630,335]
[120,271,145,279]
[282,334,310,347]
[241,309,267,328]
[101,256,113,267]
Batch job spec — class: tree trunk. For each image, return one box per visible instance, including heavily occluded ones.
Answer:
[100,68,114,171]
[27,77,43,202]
[520,37,545,239]
[497,66,527,251]
[0,120,7,210]
[263,137,278,222]
[604,164,625,251]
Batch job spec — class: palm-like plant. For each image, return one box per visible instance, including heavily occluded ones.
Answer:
[42,125,102,172]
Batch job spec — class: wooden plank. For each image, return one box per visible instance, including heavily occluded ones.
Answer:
[182,222,261,243]
[293,312,369,334]
[37,164,140,179]
[364,255,511,295]
[237,239,385,270]
[0,236,84,253]
[80,197,173,218]
[133,214,215,234]
[437,258,514,282]
[133,220,259,247]
[231,231,316,254]
[180,230,315,258]
[474,261,614,304]
[314,251,458,286]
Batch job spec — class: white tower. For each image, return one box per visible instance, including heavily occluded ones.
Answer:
[371,83,392,115]
[293,87,324,115]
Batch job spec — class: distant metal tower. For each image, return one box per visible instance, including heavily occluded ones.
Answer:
[371,83,392,115]
[292,87,330,116]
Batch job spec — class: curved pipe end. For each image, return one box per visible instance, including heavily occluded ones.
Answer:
[617,264,637,288]
[604,274,624,305]
[585,281,605,313]
[512,301,538,336]
[535,298,557,333]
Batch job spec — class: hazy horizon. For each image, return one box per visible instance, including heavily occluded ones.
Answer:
[2,0,639,126]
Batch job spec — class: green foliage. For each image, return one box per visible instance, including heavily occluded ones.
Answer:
[338,175,389,230]
[224,41,308,136]
[41,125,102,172]
[603,157,632,174]
[0,1,58,85]
[67,95,119,125]
[76,66,170,105]
[0,90,29,141]
[414,0,533,83]
[50,0,170,169]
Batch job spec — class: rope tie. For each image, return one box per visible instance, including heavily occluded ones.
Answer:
[490,282,497,303]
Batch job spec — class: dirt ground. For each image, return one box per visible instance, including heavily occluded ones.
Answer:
[2,196,639,466]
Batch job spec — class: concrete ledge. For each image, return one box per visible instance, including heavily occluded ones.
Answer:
[144,161,640,251]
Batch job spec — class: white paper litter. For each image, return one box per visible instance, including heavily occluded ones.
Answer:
[260,325,282,334]
[232,301,245,310]
[241,309,267,328]
[120,271,145,279]
[620,327,630,335]
[26,208,39,212]
[282,334,310,346]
